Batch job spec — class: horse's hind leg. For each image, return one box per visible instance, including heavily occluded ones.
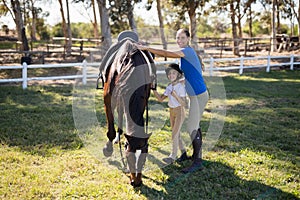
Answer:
[125,144,137,186]
[103,84,116,157]
[135,143,148,187]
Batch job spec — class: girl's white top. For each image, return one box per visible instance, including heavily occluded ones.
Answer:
[164,82,186,108]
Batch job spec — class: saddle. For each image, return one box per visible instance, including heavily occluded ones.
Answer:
[97,39,156,90]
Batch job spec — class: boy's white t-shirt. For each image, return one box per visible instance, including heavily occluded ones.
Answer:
[164,82,186,108]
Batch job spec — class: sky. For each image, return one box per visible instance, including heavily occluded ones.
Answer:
[0,0,294,30]
[0,0,158,29]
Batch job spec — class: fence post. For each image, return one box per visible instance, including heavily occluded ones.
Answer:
[239,56,244,75]
[22,62,28,89]
[209,57,214,77]
[290,54,294,70]
[266,55,271,72]
[82,59,87,85]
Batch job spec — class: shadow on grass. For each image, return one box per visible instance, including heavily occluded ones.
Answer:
[0,85,83,155]
[135,70,300,199]
[138,160,298,200]
[0,71,299,198]
[217,71,300,159]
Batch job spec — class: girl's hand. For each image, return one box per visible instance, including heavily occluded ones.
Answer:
[171,90,178,97]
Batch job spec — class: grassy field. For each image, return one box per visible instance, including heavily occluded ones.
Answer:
[0,70,299,199]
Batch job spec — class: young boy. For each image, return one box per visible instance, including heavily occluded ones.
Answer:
[153,63,189,164]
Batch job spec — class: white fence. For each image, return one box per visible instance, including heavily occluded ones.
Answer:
[0,55,298,89]
[206,54,299,76]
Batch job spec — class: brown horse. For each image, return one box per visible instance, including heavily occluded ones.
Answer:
[99,39,156,187]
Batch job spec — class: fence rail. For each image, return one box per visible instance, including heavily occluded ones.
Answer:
[0,55,298,89]
[206,54,299,76]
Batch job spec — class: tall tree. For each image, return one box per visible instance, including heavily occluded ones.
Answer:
[5,0,23,40]
[244,0,258,38]
[126,0,137,32]
[65,0,72,55]
[171,0,208,50]
[28,0,38,41]
[156,0,167,50]
[96,0,112,51]
[282,0,300,36]
[72,0,100,38]
[58,0,68,48]
[109,0,141,33]
[91,0,99,38]
[230,0,240,55]
[145,0,167,50]
[271,0,277,52]
[211,0,241,55]
[298,0,300,36]
[1,0,29,50]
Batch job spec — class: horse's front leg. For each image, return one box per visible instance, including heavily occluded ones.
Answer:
[103,83,116,157]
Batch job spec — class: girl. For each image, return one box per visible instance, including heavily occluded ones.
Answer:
[152,63,189,164]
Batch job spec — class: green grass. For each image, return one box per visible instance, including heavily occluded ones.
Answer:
[0,41,16,49]
[0,70,299,199]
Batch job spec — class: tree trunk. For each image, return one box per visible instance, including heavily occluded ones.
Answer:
[230,1,240,56]
[58,0,68,52]
[66,0,72,55]
[91,0,99,39]
[298,0,300,39]
[30,0,37,41]
[156,0,167,51]
[188,2,198,50]
[127,0,137,32]
[276,2,280,33]
[21,27,29,51]
[237,1,243,38]
[11,0,30,51]
[97,0,112,53]
[271,0,277,52]
[11,0,23,42]
[249,5,253,38]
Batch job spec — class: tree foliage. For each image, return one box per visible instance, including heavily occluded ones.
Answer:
[1,0,299,54]
[51,22,95,38]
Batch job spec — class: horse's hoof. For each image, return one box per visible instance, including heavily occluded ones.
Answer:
[132,173,143,187]
[103,141,113,157]
[132,180,142,188]
[123,168,130,173]
[129,173,136,186]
